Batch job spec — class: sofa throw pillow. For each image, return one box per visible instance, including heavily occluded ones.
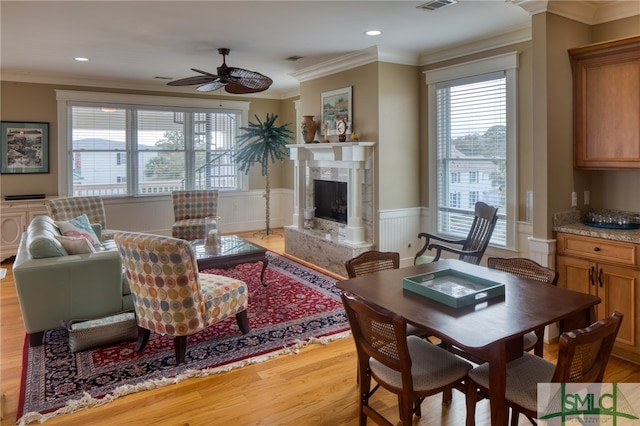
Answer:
[55,214,101,247]
[54,235,97,255]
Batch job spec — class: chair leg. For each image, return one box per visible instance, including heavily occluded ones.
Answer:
[236,310,250,334]
[174,335,187,364]
[465,379,477,426]
[442,386,453,405]
[135,327,150,352]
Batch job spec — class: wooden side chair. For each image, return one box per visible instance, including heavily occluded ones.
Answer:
[345,250,429,337]
[171,189,219,240]
[487,256,559,356]
[340,291,475,426]
[46,195,119,240]
[344,250,400,279]
[467,311,623,426]
[114,231,249,365]
[414,201,498,266]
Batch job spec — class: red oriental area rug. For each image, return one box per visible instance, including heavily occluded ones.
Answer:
[17,252,349,425]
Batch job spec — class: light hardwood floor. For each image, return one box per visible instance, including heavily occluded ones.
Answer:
[2,230,639,426]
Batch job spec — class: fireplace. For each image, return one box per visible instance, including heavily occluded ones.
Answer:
[314,180,347,224]
[285,142,375,276]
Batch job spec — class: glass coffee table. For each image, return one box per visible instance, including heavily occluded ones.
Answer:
[191,235,268,286]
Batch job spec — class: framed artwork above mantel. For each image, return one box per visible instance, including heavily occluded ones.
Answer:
[321,86,352,137]
[1,121,49,174]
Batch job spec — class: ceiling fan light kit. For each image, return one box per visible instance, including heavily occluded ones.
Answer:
[167,48,273,94]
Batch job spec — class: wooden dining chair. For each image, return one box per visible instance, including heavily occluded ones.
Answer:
[466,311,623,426]
[487,256,559,356]
[414,201,498,265]
[345,251,430,337]
[340,291,475,426]
[345,250,400,279]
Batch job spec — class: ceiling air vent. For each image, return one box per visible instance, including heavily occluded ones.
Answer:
[417,0,456,11]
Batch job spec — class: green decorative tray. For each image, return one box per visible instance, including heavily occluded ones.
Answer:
[402,269,505,308]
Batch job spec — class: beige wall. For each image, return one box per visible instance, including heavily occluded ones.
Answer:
[299,62,379,144]
[378,61,420,210]
[0,81,293,197]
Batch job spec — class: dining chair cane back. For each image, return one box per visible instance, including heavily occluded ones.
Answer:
[345,250,400,279]
[467,311,623,426]
[488,257,559,356]
[345,250,430,338]
[414,201,498,266]
[341,292,475,426]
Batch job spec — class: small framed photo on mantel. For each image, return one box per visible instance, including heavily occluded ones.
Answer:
[0,121,49,174]
[321,86,352,137]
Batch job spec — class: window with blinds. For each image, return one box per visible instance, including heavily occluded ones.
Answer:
[434,71,507,246]
[69,104,241,196]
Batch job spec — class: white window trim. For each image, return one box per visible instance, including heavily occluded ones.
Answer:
[55,90,251,197]
[424,51,519,250]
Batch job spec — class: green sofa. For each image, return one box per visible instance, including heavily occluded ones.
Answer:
[13,215,133,346]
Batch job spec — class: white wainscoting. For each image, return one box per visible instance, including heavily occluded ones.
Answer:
[378,207,554,268]
[104,189,293,236]
[378,207,424,267]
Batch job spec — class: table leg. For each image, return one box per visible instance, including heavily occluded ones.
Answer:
[259,256,268,286]
[487,343,508,426]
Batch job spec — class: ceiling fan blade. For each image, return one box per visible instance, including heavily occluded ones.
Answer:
[224,82,267,94]
[167,75,217,86]
[190,68,217,77]
[196,80,226,92]
[227,67,273,90]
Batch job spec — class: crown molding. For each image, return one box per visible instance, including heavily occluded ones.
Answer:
[420,25,531,66]
[510,0,640,25]
[291,45,424,83]
[0,72,294,100]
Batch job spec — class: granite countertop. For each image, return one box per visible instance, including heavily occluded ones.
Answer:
[554,222,640,244]
[553,210,640,244]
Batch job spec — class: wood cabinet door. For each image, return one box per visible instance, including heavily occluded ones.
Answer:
[557,255,594,295]
[571,36,640,169]
[598,263,639,353]
[0,211,26,260]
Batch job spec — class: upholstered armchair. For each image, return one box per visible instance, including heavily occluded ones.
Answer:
[46,195,119,240]
[171,190,219,240]
[114,231,249,364]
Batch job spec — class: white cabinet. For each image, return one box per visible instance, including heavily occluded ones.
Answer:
[1,199,49,261]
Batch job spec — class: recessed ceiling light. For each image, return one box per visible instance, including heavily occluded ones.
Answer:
[365,30,382,36]
[74,57,89,62]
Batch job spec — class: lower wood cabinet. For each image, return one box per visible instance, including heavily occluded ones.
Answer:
[556,232,640,364]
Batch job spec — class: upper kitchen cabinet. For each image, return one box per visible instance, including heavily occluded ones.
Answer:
[570,36,640,169]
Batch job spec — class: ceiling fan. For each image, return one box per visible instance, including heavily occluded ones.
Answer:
[167,48,273,94]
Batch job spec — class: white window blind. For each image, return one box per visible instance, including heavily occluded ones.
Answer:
[434,71,507,246]
[69,104,241,196]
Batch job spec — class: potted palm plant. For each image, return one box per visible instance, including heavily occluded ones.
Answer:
[235,113,295,236]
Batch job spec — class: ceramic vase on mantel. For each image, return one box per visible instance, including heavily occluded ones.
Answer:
[301,115,317,143]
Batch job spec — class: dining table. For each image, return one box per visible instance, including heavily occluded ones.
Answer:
[336,258,601,426]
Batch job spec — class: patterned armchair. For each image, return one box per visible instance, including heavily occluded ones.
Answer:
[171,190,219,240]
[46,195,119,240]
[114,231,249,365]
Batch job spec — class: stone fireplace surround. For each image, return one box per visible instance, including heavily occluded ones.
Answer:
[285,142,375,276]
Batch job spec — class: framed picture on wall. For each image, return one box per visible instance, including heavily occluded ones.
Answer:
[321,86,352,137]
[0,121,49,174]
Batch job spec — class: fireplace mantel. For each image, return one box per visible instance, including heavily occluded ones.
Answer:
[287,142,375,245]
